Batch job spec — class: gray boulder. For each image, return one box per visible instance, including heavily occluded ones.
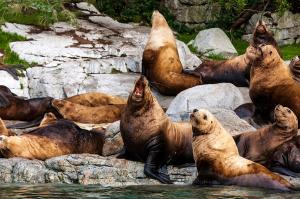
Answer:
[167,83,245,115]
[192,28,237,58]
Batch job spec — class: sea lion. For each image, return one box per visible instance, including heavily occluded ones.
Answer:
[269,135,300,177]
[0,118,104,160]
[234,105,298,165]
[142,10,200,95]
[0,85,60,121]
[120,75,193,184]
[249,44,300,125]
[65,92,126,107]
[252,20,280,55]
[190,109,293,191]
[52,99,125,124]
[39,112,58,127]
[289,55,300,82]
[183,20,278,87]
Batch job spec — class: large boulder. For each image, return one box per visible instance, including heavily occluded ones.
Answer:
[0,155,197,186]
[192,28,237,58]
[167,83,245,115]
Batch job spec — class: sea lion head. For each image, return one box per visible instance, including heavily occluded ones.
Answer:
[253,20,273,45]
[249,44,280,67]
[274,105,298,131]
[151,10,168,29]
[128,75,153,109]
[190,109,215,136]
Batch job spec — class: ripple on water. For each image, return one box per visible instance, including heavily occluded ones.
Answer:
[0,184,299,199]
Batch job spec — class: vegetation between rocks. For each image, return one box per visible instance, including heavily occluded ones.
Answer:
[0,30,30,68]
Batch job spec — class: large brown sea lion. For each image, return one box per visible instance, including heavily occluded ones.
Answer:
[190,109,293,191]
[52,99,125,124]
[269,135,300,177]
[0,118,104,160]
[0,85,60,121]
[234,105,298,165]
[142,11,200,95]
[120,76,193,184]
[183,20,279,87]
[249,44,300,125]
[65,92,126,107]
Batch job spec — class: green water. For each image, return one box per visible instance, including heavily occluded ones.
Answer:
[0,184,299,199]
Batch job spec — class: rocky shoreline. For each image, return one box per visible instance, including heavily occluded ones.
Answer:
[0,3,299,188]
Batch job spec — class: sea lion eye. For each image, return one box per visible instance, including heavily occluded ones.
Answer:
[203,115,207,120]
[269,51,272,55]
[287,109,291,113]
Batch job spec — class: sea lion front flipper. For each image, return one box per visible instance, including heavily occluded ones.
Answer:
[0,92,10,108]
[270,166,300,178]
[144,136,172,184]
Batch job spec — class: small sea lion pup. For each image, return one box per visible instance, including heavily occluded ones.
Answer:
[142,10,200,95]
[0,116,104,160]
[183,20,279,87]
[120,76,193,184]
[234,105,298,166]
[190,109,293,191]
[269,135,300,177]
[289,55,300,83]
[0,85,59,121]
[249,44,300,124]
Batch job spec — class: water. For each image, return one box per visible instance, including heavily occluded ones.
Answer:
[0,184,299,199]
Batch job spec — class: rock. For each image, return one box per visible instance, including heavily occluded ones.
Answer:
[193,28,237,58]
[167,83,245,115]
[0,154,194,186]
[76,2,101,15]
[89,16,134,30]
[238,87,252,104]
[168,108,255,136]
[0,70,29,97]
[1,18,201,99]
[164,0,220,28]
[244,11,300,46]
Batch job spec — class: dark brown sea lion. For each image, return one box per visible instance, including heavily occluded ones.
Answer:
[252,20,280,55]
[65,92,126,107]
[269,135,300,177]
[234,105,298,165]
[0,85,60,121]
[249,44,300,125]
[0,118,104,160]
[190,108,293,191]
[183,20,279,87]
[289,55,300,83]
[120,76,193,184]
[142,11,200,95]
[52,99,125,124]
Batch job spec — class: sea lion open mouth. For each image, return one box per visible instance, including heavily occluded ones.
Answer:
[132,76,147,102]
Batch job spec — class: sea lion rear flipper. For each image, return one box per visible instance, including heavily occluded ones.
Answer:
[144,136,172,184]
[0,92,10,108]
[7,116,43,129]
[270,166,300,178]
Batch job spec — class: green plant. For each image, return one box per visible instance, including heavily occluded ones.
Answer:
[95,0,193,33]
[0,30,31,67]
[0,0,77,27]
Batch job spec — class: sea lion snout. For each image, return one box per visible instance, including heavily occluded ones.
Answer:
[274,105,298,130]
